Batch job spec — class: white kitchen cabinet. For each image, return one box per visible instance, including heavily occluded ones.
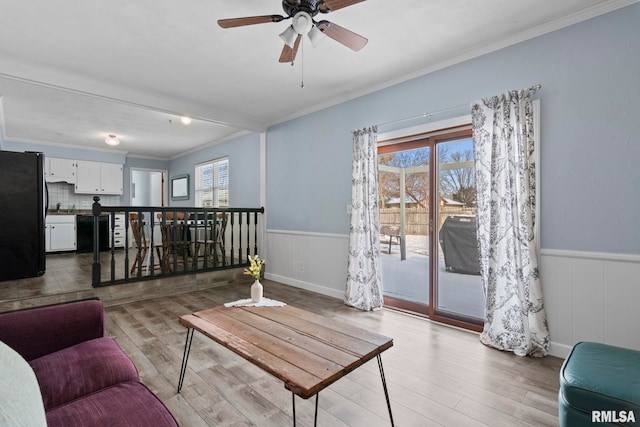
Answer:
[46,215,76,252]
[100,163,124,195]
[75,161,123,195]
[75,161,101,193]
[45,157,76,183]
[111,214,126,248]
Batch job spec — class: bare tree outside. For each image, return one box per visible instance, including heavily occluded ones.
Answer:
[378,149,430,208]
[439,148,476,207]
[378,144,476,208]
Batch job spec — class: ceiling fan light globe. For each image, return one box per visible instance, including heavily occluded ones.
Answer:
[308,25,326,47]
[292,11,312,35]
[279,25,297,47]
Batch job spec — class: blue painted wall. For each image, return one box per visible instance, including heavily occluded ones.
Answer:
[123,157,170,204]
[169,132,261,208]
[3,4,638,255]
[266,3,640,255]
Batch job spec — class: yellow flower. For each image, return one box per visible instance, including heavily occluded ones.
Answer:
[243,255,265,280]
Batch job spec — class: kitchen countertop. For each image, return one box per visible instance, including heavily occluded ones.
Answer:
[47,210,124,216]
[47,210,93,215]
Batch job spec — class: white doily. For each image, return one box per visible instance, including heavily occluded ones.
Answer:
[224,298,287,308]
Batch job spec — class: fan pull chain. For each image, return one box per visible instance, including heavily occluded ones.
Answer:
[300,37,305,88]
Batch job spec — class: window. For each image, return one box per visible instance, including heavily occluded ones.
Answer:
[195,158,229,208]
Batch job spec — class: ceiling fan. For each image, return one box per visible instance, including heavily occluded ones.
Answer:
[218,0,368,63]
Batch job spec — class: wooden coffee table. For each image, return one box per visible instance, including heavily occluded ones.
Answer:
[177,304,394,426]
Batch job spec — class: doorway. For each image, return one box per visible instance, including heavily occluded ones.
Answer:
[378,128,485,330]
[130,168,167,207]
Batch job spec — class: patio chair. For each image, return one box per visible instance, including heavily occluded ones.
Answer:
[380,225,401,254]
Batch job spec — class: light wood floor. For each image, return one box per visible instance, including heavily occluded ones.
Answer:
[105,280,563,427]
[1,253,563,426]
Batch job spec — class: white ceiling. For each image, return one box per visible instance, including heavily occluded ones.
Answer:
[0,0,635,159]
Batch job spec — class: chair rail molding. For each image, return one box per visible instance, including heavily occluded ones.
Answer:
[540,248,640,263]
[265,231,640,359]
[265,229,349,299]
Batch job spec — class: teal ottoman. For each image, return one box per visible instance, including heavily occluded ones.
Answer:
[559,342,640,426]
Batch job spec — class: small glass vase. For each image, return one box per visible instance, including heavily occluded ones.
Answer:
[251,279,263,303]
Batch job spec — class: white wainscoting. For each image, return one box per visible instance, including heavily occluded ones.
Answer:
[540,249,640,358]
[265,230,349,300]
[265,229,640,359]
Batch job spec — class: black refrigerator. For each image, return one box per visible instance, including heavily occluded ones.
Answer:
[0,150,47,281]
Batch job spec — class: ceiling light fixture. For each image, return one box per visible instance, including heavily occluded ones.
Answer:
[292,11,312,35]
[307,25,326,47]
[279,11,326,48]
[278,10,327,88]
[105,134,120,146]
[180,116,192,125]
[279,25,298,48]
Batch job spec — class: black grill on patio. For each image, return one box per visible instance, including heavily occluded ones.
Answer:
[439,216,480,276]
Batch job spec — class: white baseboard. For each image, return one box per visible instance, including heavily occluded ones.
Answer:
[549,342,574,359]
[541,249,640,357]
[266,230,640,359]
[264,229,349,298]
[265,272,344,300]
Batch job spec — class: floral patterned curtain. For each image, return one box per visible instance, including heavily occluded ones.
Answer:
[471,89,549,357]
[345,127,384,311]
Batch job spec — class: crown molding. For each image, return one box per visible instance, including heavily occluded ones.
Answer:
[3,136,130,156]
[267,0,640,128]
[0,57,266,133]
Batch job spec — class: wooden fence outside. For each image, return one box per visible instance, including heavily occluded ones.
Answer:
[380,206,476,235]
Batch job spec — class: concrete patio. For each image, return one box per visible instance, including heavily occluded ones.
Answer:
[380,234,485,320]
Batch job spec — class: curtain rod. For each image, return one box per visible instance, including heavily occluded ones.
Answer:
[375,84,542,129]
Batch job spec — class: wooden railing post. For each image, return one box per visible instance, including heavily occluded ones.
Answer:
[93,206,264,287]
[91,196,102,286]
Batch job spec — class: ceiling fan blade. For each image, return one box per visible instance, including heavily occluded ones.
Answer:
[319,0,366,13]
[279,34,302,63]
[218,15,286,28]
[317,21,368,51]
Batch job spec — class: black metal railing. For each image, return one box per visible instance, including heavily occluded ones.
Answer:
[90,196,264,287]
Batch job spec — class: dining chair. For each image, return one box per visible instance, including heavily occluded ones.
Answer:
[156,212,192,271]
[129,213,163,275]
[194,213,228,267]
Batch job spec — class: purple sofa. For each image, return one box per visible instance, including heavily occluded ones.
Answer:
[0,299,178,426]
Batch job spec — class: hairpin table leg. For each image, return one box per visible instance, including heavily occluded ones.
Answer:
[378,354,395,426]
[314,393,319,427]
[292,393,296,427]
[177,328,194,393]
[291,392,320,426]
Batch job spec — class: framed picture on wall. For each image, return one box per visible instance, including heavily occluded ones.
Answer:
[170,174,189,201]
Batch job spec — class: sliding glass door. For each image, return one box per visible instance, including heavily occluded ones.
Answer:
[378,128,485,330]
[378,144,431,313]
[433,136,484,327]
